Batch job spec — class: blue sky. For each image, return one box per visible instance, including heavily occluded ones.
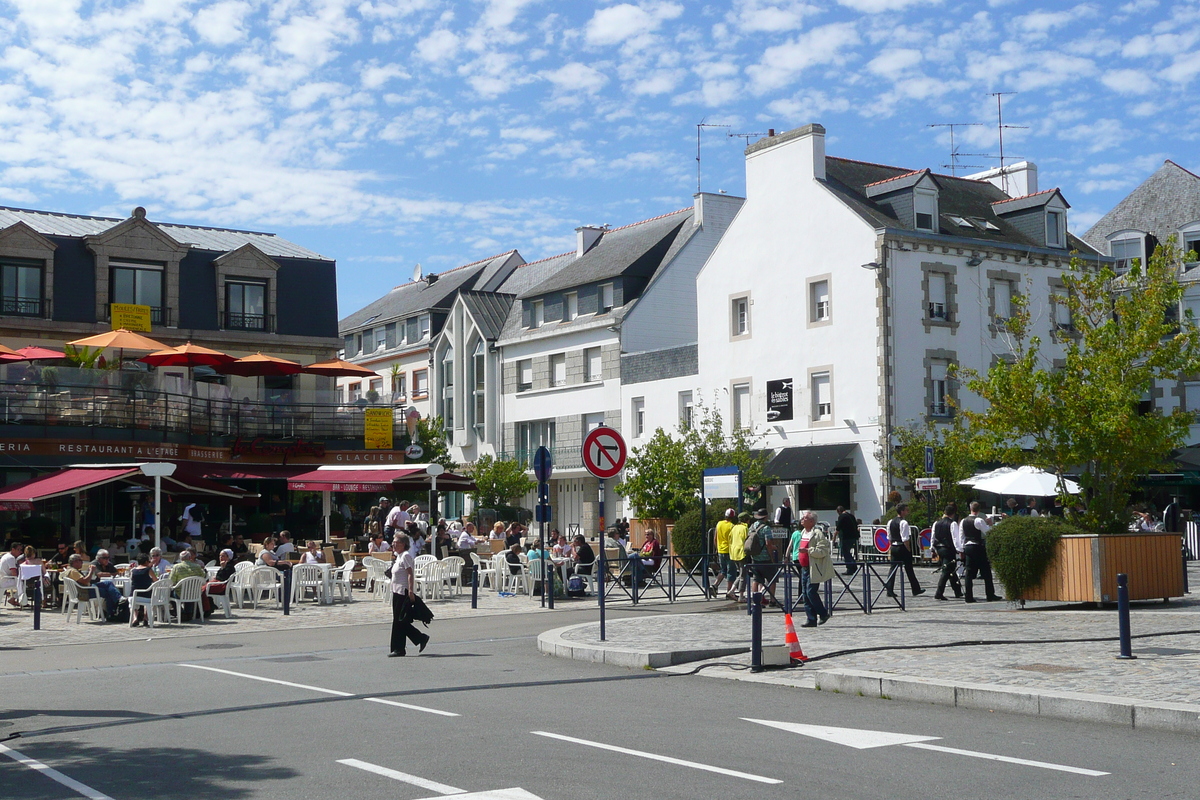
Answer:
[0,0,1197,316]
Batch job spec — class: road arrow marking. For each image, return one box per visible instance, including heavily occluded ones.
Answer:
[337,759,465,794]
[742,719,1109,777]
[1,743,116,800]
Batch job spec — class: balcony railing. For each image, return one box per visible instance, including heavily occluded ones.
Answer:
[225,311,275,332]
[1,296,51,318]
[500,447,584,471]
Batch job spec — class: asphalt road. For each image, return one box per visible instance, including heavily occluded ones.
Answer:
[2,606,1195,800]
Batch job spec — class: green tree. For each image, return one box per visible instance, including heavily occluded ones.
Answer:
[405,415,457,471]
[617,400,768,519]
[959,240,1200,535]
[888,418,978,513]
[469,454,536,509]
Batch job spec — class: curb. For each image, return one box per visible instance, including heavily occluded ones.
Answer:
[811,668,1200,736]
[536,623,747,669]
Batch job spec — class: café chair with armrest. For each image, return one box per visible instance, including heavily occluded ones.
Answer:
[171,576,205,623]
[129,579,172,627]
[471,552,497,590]
[332,559,355,603]
[62,576,104,623]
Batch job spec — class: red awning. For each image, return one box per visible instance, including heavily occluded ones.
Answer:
[0,468,139,510]
[288,467,425,493]
[192,464,313,481]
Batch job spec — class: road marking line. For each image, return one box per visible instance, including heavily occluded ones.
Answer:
[365,697,460,717]
[177,663,353,696]
[0,742,116,800]
[337,758,465,794]
[530,731,782,785]
[903,742,1109,776]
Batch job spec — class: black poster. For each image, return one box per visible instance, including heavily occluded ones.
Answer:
[766,378,793,422]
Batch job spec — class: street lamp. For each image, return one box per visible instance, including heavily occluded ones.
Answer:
[426,464,444,536]
[139,462,177,551]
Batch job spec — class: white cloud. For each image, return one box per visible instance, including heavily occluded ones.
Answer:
[837,0,940,12]
[415,29,461,63]
[726,0,818,33]
[543,62,609,94]
[1100,68,1155,95]
[585,2,683,47]
[1161,50,1200,84]
[866,48,922,75]
[1057,118,1132,153]
[191,0,251,46]
[500,126,556,142]
[745,22,860,94]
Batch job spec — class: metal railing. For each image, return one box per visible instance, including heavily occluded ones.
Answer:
[1,296,51,318]
[225,311,275,332]
[500,447,584,470]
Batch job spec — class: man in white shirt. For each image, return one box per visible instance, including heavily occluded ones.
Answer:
[274,531,296,558]
[2,541,20,607]
[385,501,411,535]
[882,504,924,597]
[457,523,478,550]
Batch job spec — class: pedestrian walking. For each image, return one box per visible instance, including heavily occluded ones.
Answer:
[883,503,924,597]
[835,505,859,575]
[773,497,792,529]
[713,507,736,599]
[727,511,750,602]
[788,511,831,627]
[962,502,1002,603]
[932,504,963,600]
[746,509,779,604]
[389,533,430,657]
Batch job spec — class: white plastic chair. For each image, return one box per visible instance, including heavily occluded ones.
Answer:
[207,583,232,618]
[234,560,254,574]
[63,576,104,623]
[491,553,511,593]
[171,576,205,623]
[500,556,531,595]
[415,561,443,600]
[414,554,437,570]
[291,563,326,604]
[574,561,597,594]
[249,566,283,609]
[130,578,172,627]
[226,568,254,609]
[471,552,497,590]
[442,556,465,596]
[332,559,355,603]
[363,556,390,599]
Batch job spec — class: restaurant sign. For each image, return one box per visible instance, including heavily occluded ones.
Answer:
[110,303,153,332]
[363,408,393,450]
[0,437,406,466]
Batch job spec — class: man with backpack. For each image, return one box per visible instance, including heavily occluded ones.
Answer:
[746,508,779,605]
[882,503,925,597]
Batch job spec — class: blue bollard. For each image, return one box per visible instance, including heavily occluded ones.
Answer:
[471,564,478,609]
[283,568,291,616]
[750,591,764,673]
[1117,572,1136,659]
[33,579,41,631]
[598,549,606,642]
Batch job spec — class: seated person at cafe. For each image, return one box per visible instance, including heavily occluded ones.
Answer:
[64,554,123,619]
[633,530,663,583]
[22,545,48,603]
[199,549,237,616]
[572,535,595,575]
[129,554,155,626]
[551,532,573,560]
[148,547,171,579]
[231,533,249,557]
[2,541,21,607]
[257,537,291,571]
[169,549,206,588]
[92,549,120,579]
[505,544,524,575]
[73,540,89,560]
[368,533,391,553]
[490,522,506,541]
[275,531,296,558]
[457,522,478,550]
[177,533,195,553]
[300,540,325,564]
[433,523,453,556]
[504,524,522,549]
[48,542,72,567]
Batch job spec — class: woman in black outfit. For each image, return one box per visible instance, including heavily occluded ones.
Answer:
[129,555,155,627]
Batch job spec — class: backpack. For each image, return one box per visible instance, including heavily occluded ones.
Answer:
[567,575,586,597]
[746,523,766,557]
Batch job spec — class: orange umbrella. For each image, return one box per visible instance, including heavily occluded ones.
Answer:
[140,342,236,369]
[68,329,168,352]
[0,343,24,362]
[302,358,377,378]
[216,352,304,377]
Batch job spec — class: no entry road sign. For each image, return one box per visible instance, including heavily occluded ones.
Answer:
[581,426,627,480]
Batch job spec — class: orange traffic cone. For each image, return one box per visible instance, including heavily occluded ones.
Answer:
[784,613,807,663]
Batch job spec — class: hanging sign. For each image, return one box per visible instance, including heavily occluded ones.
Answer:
[110,303,152,332]
[363,408,394,450]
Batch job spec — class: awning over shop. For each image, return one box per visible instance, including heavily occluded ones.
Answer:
[0,467,139,510]
[765,443,857,484]
[288,465,476,493]
[189,464,312,481]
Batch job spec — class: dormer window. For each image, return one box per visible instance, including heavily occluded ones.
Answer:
[1046,210,1065,248]
[914,190,938,231]
[1109,233,1144,273]
[600,283,614,313]
[532,300,544,328]
[1181,221,1200,266]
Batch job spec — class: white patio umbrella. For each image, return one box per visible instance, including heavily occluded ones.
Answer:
[963,465,1080,497]
[958,466,1016,487]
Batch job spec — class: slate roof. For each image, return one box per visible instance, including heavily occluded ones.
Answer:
[1081,160,1200,252]
[822,158,1098,254]
[461,291,515,341]
[494,252,577,341]
[339,251,519,332]
[0,206,328,260]
[518,208,693,298]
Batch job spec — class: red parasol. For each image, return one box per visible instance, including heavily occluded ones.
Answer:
[216,352,304,377]
[14,346,67,361]
[140,342,236,369]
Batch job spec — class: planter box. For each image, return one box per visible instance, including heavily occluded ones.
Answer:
[1021,532,1185,603]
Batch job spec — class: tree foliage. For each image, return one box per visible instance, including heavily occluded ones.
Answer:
[406,415,457,471]
[469,454,536,509]
[986,516,1085,599]
[959,240,1200,535]
[617,400,768,519]
[888,418,978,512]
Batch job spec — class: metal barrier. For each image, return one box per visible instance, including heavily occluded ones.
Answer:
[1186,521,1198,561]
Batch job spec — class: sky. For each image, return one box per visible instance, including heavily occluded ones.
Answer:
[0,0,1197,318]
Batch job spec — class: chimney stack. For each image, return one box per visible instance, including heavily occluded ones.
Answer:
[576,225,604,258]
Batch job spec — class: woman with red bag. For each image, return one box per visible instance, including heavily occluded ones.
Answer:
[786,511,830,628]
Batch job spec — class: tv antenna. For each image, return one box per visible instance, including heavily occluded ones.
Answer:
[989,92,1027,179]
[728,130,769,148]
[696,120,731,193]
[926,123,987,175]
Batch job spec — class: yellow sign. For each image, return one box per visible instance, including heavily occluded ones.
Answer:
[363,408,394,450]
[110,303,152,332]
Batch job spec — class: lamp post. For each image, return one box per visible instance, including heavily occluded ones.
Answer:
[426,464,444,533]
[139,462,177,551]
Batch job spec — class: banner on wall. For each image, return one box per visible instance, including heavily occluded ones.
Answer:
[363,408,394,450]
[766,378,793,422]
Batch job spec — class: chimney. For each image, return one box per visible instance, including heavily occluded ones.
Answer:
[965,161,1039,198]
[576,225,604,258]
[744,123,826,185]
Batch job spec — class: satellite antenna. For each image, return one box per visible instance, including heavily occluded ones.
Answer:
[411,262,422,283]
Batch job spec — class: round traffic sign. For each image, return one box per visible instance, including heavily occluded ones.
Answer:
[919,528,932,549]
[873,527,891,553]
[581,425,627,479]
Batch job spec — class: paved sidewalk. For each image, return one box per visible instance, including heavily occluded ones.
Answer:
[538,562,1200,735]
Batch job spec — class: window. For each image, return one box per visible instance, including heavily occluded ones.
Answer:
[517,359,533,391]
[418,314,430,339]
[413,369,428,398]
[928,272,948,320]
[1046,210,1064,247]
[731,295,750,338]
[1111,237,1141,272]
[516,419,555,460]
[348,382,361,402]
[225,280,267,331]
[1185,382,1200,414]
[392,372,406,399]
[732,382,751,430]
[368,378,383,399]
[1053,291,1073,331]
[564,292,578,322]
[1184,235,1200,265]
[441,345,454,430]
[532,300,545,328]
[344,334,358,358]
[930,363,949,416]
[679,391,694,430]
[550,353,566,387]
[600,283,614,313]
[361,328,374,352]
[809,279,830,323]
[472,341,486,435]
[111,261,165,324]
[384,322,397,349]
[994,280,1012,321]
[915,191,937,231]
[584,347,602,382]
[0,259,43,317]
[632,397,645,438]
[810,372,831,422]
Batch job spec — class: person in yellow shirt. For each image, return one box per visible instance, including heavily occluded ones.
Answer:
[727,511,750,602]
[712,508,735,600]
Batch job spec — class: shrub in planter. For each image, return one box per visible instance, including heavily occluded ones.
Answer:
[670,500,737,570]
[987,516,1086,600]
